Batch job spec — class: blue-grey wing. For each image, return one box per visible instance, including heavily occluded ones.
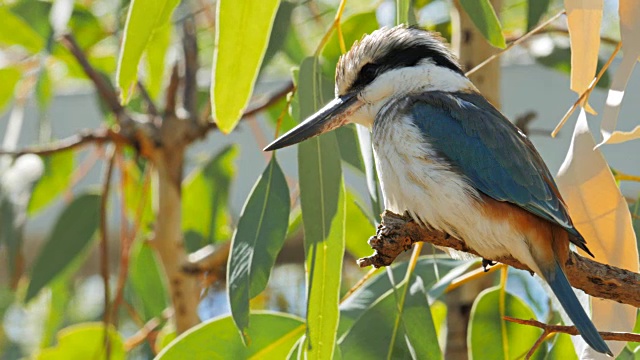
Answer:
[403,91,588,251]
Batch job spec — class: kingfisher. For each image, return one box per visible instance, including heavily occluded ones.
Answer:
[264,25,611,355]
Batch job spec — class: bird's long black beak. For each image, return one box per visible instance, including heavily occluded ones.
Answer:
[264,92,361,151]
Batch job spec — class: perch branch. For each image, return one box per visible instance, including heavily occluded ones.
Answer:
[358,211,640,308]
[504,316,640,359]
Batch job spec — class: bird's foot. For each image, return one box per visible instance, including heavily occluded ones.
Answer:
[482,258,497,272]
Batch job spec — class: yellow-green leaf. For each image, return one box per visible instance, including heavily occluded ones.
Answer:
[117,0,179,103]
[144,22,171,100]
[0,67,21,114]
[28,151,74,215]
[212,0,281,133]
[0,6,44,53]
[37,323,124,360]
[458,0,506,48]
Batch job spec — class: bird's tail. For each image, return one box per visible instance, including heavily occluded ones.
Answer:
[541,260,613,356]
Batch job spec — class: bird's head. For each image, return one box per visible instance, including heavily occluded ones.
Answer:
[264,25,474,151]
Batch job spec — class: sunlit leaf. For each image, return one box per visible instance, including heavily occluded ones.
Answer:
[339,275,441,359]
[144,22,171,100]
[0,67,20,114]
[298,56,345,360]
[396,0,411,25]
[0,6,45,53]
[599,0,640,145]
[26,193,100,302]
[468,286,544,360]
[36,323,124,360]
[322,11,378,67]
[117,0,180,102]
[344,191,376,259]
[546,333,578,360]
[40,280,71,348]
[212,0,281,133]
[182,146,237,251]
[564,0,603,112]
[156,312,304,359]
[28,150,74,215]
[130,239,169,320]
[527,0,550,31]
[557,110,639,357]
[228,157,290,338]
[458,0,506,48]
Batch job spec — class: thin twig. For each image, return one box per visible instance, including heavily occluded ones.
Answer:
[182,15,199,118]
[313,0,348,55]
[100,146,117,358]
[165,64,180,116]
[551,41,622,137]
[504,316,640,359]
[0,128,120,157]
[60,34,124,116]
[137,81,159,116]
[466,10,566,77]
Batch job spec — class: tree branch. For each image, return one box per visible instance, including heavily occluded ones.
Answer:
[0,128,123,157]
[358,211,640,308]
[504,316,640,359]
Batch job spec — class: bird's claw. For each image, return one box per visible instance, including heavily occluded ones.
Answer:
[482,258,496,272]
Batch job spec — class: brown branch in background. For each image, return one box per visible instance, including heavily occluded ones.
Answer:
[181,243,230,286]
[100,147,117,357]
[124,308,174,352]
[60,34,124,116]
[504,316,640,360]
[165,64,180,116]
[182,15,199,118]
[358,211,640,308]
[137,81,159,116]
[0,128,122,157]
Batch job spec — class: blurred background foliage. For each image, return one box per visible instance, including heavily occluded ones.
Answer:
[0,0,638,359]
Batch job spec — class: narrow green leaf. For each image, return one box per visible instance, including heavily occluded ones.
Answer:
[335,125,365,172]
[458,0,506,48]
[26,193,100,302]
[322,11,379,68]
[36,67,52,110]
[156,312,305,360]
[144,22,171,100]
[130,239,169,320]
[36,323,125,360]
[344,191,376,259]
[262,1,296,69]
[0,6,45,53]
[212,0,281,133]
[297,56,346,360]
[527,0,551,31]
[339,275,441,359]
[468,286,545,360]
[0,67,21,114]
[182,146,237,251]
[117,0,180,102]
[0,193,20,280]
[28,151,74,215]
[228,157,290,337]
[40,280,70,348]
[396,0,411,25]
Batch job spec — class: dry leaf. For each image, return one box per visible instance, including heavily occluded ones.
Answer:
[564,0,603,113]
[599,0,640,145]
[556,109,639,358]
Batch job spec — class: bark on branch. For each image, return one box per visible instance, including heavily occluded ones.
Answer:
[358,211,640,308]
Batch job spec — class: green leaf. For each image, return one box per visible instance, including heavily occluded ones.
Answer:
[322,11,379,67]
[396,0,411,25]
[468,286,545,360]
[182,146,237,251]
[0,193,21,280]
[527,0,551,31]
[262,1,296,69]
[344,191,376,259]
[339,275,441,359]
[130,239,169,320]
[212,0,281,133]
[36,323,125,360]
[228,157,290,338]
[144,22,171,100]
[0,67,20,114]
[40,280,71,348]
[298,56,346,359]
[545,333,577,360]
[28,151,74,215]
[535,46,612,89]
[335,125,365,172]
[156,312,305,360]
[458,0,506,48]
[36,67,52,110]
[117,0,180,103]
[26,193,100,302]
[0,6,45,53]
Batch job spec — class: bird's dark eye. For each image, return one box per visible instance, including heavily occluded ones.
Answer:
[360,63,378,82]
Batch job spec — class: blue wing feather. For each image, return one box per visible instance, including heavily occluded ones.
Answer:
[405,91,589,252]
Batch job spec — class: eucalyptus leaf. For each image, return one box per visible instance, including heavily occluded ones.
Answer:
[28,151,74,215]
[527,0,551,31]
[228,157,290,338]
[36,323,125,360]
[458,0,506,48]
[0,67,21,114]
[26,193,100,302]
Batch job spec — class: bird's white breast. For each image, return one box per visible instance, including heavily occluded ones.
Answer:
[371,110,540,271]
